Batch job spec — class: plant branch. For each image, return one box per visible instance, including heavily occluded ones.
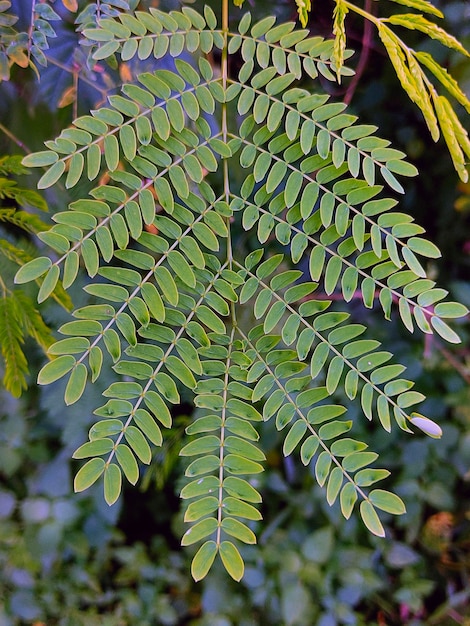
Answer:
[343,0,374,105]
[0,122,31,154]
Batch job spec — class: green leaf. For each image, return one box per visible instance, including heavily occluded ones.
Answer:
[23,150,58,167]
[315,451,331,487]
[74,458,105,493]
[37,265,60,303]
[65,363,88,405]
[219,541,244,582]
[103,329,121,363]
[181,476,220,500]
[115,444,139,485]
[307,404,347,425]
[223,496,262,520]
[63,251,80,289]
[182,517,218,546]
[319,420,352,441]
[430,316,461,344]
[38,231,71,254]
[14,257,52,284]
[180,435,220,456]
[360,500,385,537]
[48,337,90,355]
[355,468,390,487]
[369,489,406,515]
[115,313,137,347]
[94,399,132,419]
[223,476,262,503]
[73,438,114,459]
[326,466,343,505]
[196,305,226,335]
[191,541,218,581]
[154,266,178,306]
[222,517,256,544]
[300,436,319,465]
[38,161,66,189]
[310,342,330,379]
[104,463,122,506]
[38,355,76,385]
[89,420,123,441]
[168,250,196,288]
[145,390,172,428]
[134,409,163,446]
[154,177,174,214]
[225,436,265,461]
[433,302,468,319]
[340,482,358,519]
[224,454,264,475]
[166,355,197,389]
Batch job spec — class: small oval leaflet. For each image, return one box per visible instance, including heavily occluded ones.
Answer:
[38,355,76,385]
[74,458,105,493]
[15,257,52,284]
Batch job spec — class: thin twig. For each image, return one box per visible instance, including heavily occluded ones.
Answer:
[73,68,78,121]
[0,121,31,153]
[27,0,37,63]
[438,346,470,385]
[44,54,110,99]
[343,0,375,105]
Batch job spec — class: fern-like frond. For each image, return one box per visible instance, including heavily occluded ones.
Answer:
[0,292,29,397]
[235,252,433,434]
[0,209,50,234]
[333,0,349,80]
[13,290,55,353]
[0,155,48,212]
[15,7,468,580]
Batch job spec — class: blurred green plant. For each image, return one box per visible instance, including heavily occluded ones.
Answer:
[0,155,73,396]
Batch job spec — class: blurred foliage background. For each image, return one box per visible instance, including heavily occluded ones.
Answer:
[0,0,469,624]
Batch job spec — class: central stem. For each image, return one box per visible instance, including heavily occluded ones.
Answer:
[221,0,236,324]
[216,326,235,546]
[221,0,229,135]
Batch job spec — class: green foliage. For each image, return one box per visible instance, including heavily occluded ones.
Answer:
[15,3,469,581]
[0,0,62,79]
[0,155,72,396]
[2,0,469,175]
[292,0,470,181]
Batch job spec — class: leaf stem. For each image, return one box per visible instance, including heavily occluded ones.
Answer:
[216,325,236,547]
[27,0,36,63]
[342,0,434,93]
[343,0,374,105]
[221,0,236,324]
[0,122,31,154]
